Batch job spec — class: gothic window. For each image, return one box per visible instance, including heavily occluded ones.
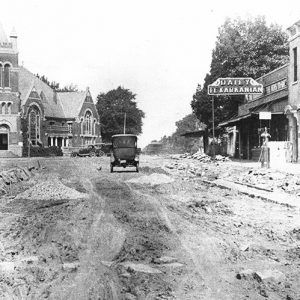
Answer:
[7,103,11,114]
[80,118,84,135]
[4,64,10,88]
[293,47,298,82]
[84,111,92,135]
[1,103,5,114]
[28,106,41,146]
[93,120,96,135]
[0,64,2,87]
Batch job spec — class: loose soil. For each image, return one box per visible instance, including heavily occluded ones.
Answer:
[0,156,299,299]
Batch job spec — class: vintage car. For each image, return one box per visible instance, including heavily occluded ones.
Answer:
[71,144,106,157]
[98,143,112,156]
[110,134,139,172]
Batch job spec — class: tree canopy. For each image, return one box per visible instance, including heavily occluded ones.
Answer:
[96,86,145,142]
[158,113,205,153]
[35,74,78,92]
[191,16,289,133]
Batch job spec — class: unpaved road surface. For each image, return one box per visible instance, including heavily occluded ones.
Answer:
[0,155,300,299]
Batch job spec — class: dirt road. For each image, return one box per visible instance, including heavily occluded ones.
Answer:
[0,156,299,299]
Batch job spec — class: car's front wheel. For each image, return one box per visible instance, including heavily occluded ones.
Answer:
[71,152,77,157]
[97,150,105,157]
[89,152,96,157]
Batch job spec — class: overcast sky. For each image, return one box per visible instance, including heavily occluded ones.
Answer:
[1,0,299,146]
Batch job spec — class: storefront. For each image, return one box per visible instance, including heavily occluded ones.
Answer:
[219,61,297,161]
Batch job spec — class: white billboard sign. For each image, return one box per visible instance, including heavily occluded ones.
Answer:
[259,112,271,120]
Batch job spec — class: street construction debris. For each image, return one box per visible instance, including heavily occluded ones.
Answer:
[15,177,88,201]
[230,169,300,196]
[127,173,174,186]
[0,166,36,195]
[170,151,230,162]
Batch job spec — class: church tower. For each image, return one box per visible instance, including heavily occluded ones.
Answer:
[0,23,22,156]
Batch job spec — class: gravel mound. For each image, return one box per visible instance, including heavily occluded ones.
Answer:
[127,173,174,186]
[15,178,87,200]
[171,151,230,162]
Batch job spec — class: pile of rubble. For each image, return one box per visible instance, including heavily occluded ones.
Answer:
[0,165,37,195]
[170,151,230,162]
[229,169,300,195]
[15,177,87,201]
[164,160,221,181]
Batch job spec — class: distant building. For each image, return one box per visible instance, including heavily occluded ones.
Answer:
[143,141,164,155]
[0,24,101,156]
[219,20,300,162]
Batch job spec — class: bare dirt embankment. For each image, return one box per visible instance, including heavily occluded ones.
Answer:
[0,156,299,299]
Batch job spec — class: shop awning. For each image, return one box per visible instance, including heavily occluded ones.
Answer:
[219,113,252,127]
[250,102,284,114]
[181,130,205,138]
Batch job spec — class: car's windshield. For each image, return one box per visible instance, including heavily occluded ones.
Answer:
[112,136,137,148]
[94,144,103,149]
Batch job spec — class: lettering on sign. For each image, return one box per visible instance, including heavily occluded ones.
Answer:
[208,78,263,96]
[265,79,287,95]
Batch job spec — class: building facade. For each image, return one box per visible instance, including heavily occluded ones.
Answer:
[220,20,300,162]
[0,24,101,156]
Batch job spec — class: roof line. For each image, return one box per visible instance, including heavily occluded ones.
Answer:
[255,64,288,81]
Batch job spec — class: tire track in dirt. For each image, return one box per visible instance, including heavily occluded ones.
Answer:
[93,177,182,299]
[125,182,234,299]
[47,178,126,299]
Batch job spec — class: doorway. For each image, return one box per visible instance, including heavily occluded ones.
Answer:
[0,133,8,150]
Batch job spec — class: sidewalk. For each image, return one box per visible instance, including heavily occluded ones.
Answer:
[206,178,300,210]
[227,159,300,175]
[202,159,300,209]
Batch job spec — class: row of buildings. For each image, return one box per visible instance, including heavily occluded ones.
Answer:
[0,24,101,157]
[219,20,300,163]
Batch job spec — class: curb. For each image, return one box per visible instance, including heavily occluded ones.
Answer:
[202,178,300,209]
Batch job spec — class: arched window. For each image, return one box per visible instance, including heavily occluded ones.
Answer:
[28,106,41,145]
[84,111,92,135]
[4,64,10,88]
[7,103,11,114]
[0,64,2,87]
[1,102,5,115]
[0,124,10,150]
[80,118,84,135]
[93,119,96,135]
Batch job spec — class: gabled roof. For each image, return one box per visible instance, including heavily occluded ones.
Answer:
[18,67,98,120]
[57,91,87,118]
[18,67,66,118]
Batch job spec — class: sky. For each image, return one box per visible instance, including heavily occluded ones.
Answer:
[0,0,300,147]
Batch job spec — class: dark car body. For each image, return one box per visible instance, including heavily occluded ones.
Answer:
[110,134,139,172]
[96,143,112,156]
[71,144,106,157]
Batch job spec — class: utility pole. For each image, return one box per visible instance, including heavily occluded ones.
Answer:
[123,112,126,134]
[212,96,215,159]
[28,115,31,158]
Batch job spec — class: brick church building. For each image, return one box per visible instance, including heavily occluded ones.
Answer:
[0,24,101,157]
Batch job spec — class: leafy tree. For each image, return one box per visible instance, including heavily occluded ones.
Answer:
[191,16,289,134]
[96,86,145,141]
[158,113,205,153]
[56,83,78,92]
[35,74,78,92]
